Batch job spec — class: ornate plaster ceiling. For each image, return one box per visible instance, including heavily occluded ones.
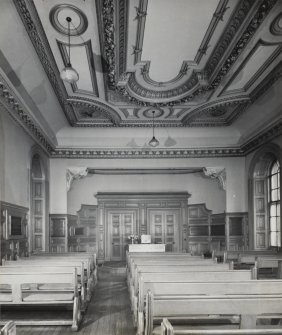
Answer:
[10,0,282,129]
[0,0,281,158]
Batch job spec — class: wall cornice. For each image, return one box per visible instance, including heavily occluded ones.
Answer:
[0,73,54,154]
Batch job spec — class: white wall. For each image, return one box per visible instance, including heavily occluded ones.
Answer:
[0,109,35,207]
[67,172,226,215]
[50,156,247,214]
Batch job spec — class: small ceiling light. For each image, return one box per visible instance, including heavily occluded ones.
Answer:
[148,110,159,147]
[60,17,79,84]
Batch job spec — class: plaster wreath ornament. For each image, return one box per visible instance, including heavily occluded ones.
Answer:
[128,234,139,244]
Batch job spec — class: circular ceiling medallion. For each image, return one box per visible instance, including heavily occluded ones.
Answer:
[49,5,88,36]
[143,108,164,118]
[270,13,282,36]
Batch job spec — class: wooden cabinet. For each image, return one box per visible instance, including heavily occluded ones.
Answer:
[49,214,67,253]
[68,205,97,253]
[0,201,29,262]
[187,204,211,255]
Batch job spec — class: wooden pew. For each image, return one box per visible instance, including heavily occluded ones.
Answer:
[0,321,16,335]
[129,263,233,298]
[31,252,97,269]
[128,258,217,283]
[137,280,282,334]
[25,254,97,281]
[256,257,282,278]
[0,264,87,309]
[145,290,282,335]
[126,252,202,268]
[220,250,280,264]
[0,269,81,331]
[3,258,95,299]
[133,270,254,332]
[161,318,282,335]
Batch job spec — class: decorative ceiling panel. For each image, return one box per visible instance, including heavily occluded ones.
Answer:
[11,0,282,130]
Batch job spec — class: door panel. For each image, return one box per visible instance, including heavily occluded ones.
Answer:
[150,210,179,252]
[109,211,136,261]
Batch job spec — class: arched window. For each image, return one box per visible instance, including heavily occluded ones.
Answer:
[249,144,282,250]
[31,153,46,252]
[268,160,280,247]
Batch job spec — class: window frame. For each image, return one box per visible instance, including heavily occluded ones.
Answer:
[268,160,280,247]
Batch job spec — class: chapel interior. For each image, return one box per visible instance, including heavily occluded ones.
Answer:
[0,0,282,334]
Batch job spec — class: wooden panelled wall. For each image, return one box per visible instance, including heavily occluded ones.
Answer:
[188,204,248,255]
[48,195,248,259]
[0,201,29,262]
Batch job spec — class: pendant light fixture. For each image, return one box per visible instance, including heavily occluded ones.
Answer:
[148,110,159,147]
[60,17,79,84]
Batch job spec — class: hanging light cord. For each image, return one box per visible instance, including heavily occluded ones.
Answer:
[152,111,155,137]
[66,17,71,66]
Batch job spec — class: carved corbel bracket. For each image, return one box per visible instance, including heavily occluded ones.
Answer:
[203,167,226,190]
[66,167,88,191]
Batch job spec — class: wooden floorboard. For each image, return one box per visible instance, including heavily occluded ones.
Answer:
[11,267,135,335]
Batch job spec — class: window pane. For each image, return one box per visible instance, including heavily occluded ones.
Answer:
[271,162,279,175]
[278,232,281,247]
[270,232,278,246]
[277,217,281,232]
[272,190,278,201]
[271,175,278,189]
[270,204,277,217]
[270,217,278,231]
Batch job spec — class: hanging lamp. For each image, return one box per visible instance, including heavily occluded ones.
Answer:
[60,17,79,84]
[148,110,159,147]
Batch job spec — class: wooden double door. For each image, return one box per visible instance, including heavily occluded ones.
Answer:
[108,210,136,261]
[149,210,180,252]
[107,208,180,260]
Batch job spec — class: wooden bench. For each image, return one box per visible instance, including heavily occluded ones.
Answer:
[30,252,97,269]
[0,264,87,309]
[25,254,97,280]
[129,263,233,297]
[145,290,282,335]
[254,257,282,279]
[3,258,95,299]
[128,258,217,283]
[129,265,254,305]
[0,269,81,331]
[137,280,282,334]
[0,321,16,335]
[133,269,254,332]
[161,318,282,335]
[127,253,204,273]
[126,253,202,268]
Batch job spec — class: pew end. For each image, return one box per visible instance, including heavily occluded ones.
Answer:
[0,321,16,335]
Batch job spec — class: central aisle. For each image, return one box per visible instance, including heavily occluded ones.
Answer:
[81,264,135,335]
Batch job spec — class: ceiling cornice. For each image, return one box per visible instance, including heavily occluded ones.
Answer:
[50,118,282,159]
